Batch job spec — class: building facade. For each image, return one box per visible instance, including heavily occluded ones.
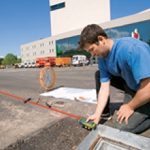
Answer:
[20,37,56,63]
[50,0,110,35]
[20,9,150,65]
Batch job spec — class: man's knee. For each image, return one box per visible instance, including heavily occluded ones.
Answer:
[112,111,149,133]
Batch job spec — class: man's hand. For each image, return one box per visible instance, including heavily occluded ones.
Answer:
[86,113,100,124]
[117,78,150,125]
[117,104,134,124]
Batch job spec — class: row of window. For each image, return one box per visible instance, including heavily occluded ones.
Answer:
[21,49,55,57]
[23,41,54,51]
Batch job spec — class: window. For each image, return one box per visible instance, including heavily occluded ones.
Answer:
[40,43,44,47]
[33,52,36,56]
[51,2,65,11]
[26,47,29,50]
[32,45,36,48]
[40,50,45,54]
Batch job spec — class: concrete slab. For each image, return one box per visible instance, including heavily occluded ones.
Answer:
[4,118,89,150]
[0,97,63,149]
[77,125,150,150]
[0,93,95,149]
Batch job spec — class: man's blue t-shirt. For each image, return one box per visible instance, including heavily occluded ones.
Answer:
[98,37,150,91]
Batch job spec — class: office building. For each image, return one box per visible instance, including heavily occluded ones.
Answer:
[50,0,110,35]
[20,2,150,65]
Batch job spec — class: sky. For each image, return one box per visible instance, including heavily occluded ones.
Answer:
[0,0,150,57]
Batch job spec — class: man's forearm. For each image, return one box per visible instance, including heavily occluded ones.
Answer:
[95,82,110,115]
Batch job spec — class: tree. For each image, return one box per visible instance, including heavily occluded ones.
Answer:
[16,58,21,63]
[2,53,17,65]
[0,58,3,65]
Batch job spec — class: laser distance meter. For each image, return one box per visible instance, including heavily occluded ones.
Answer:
[79,117,96,130]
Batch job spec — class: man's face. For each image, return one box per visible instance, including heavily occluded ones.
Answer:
[84,41,108,57]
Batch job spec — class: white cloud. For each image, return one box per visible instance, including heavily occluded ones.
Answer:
[107,29,130,39]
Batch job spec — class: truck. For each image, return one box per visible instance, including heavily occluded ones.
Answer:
[72,55,89,66]
[35,56,72,67]
[35,57,56,67]
[55,57,71,67]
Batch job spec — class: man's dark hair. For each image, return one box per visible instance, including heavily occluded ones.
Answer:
[79,24,108,49]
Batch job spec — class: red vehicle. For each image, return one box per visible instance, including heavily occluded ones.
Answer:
[36,57,56,67]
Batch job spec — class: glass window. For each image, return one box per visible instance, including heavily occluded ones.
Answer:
[51,2,65,11]
[56,35,80,56]
[55,20,150,58]
[105,20,150,44]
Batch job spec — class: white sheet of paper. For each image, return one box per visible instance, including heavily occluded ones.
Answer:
[40,87,97,104]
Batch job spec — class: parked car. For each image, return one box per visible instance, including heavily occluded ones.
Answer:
[31,62,36,68]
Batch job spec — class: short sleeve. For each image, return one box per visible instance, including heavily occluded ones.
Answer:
[98,58,111,82]
[128,43,150,84]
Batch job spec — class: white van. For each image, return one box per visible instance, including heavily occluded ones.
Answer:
[72,55,89,66]
[18,63,24,68]
[24,62,35,68]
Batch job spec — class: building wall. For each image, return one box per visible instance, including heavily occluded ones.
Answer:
[21,37,56,63]
[50,0,110,35]
[20,10,150,64]
[54,10,150,40]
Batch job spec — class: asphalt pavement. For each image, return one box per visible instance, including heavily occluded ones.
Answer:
[0,65,149,150]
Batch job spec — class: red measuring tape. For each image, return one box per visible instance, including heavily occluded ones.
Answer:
[0,90,82,120]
